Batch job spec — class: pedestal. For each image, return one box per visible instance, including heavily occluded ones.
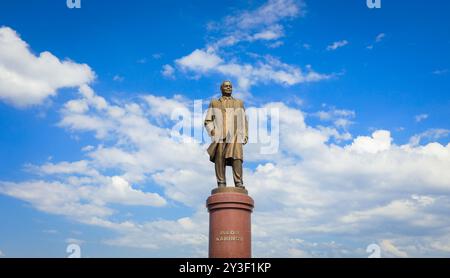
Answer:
[206,187,254,258]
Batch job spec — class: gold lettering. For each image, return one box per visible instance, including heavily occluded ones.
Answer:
[215,232,244,241]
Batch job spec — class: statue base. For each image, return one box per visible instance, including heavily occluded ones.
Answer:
[206,187,254,258]
[211,186,248,195]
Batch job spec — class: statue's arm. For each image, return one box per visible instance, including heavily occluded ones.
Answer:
[204,101,215,137]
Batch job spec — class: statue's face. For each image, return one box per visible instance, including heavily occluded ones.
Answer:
[221,81,233,95]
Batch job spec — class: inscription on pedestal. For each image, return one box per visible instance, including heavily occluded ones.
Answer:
[216,230,242,241]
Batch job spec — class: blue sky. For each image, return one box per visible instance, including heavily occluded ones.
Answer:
[0,0,449,258]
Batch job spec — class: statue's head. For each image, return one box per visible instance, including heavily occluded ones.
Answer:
[221,81,233,96]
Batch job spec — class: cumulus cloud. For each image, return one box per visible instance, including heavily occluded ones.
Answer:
[0,27,95,107]
[2,84,450,257]
[347,130,392,154]
[102,214,208,256]
[0,175,166,220]
[142,94,188,118]
[176,50,223,73]
[0,180,114,221]
[341,195,435,225]
[101,176,166,206]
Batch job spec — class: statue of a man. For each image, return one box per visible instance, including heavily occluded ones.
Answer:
[204,81,248,189]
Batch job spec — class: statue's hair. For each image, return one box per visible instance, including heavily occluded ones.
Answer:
[221,80,232,88]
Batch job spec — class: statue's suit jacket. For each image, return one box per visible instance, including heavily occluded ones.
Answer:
[204,96,248,165]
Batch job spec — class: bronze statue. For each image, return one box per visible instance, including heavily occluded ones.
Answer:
[205,81,248,188]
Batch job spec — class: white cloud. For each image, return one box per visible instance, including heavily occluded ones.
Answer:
[415,113,429,123]
[2,87,450,257]
[142,94,187,118]
[0,180,114,222]
[102,214,209,256]
[100,176,166,207]
[177,49,330,92]
[113,75,124,82]
[64,99,89,114]
[432,69,448,75]
[376,33,386,43]
[287,247,309,258]
[312,106,355,129]
[409,128,450,146]
[302,43,311,50]
[347,130,392,154]
[161,64,175,78]
[32,160,99,176]
[176,50,223,73]
[82,145,95,152]
[341,195,435,224]
[429,235,450,253]
[0,174,166,217]
[0,153,167,224]
[223,0,301,31]
[137,58,147,64]
[367,33,386,50]
[152,53,163,59]
[59,113,112,139]
[250,24,285,41]
[58,85,112,138]
[1,22,450,256]
[43,229,59,234]
[0,27,95,108]
[268,41,284,48]
[171,0,329,94]
[66,238,85,245]
[327,40,349,51]
[380,239,408,258]
[0,250,4,257]
[206,0,302,49]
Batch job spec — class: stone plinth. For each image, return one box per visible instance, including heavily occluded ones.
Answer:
[206,187,254,258]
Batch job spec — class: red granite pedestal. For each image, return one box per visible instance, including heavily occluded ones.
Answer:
[206,187,254,258]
